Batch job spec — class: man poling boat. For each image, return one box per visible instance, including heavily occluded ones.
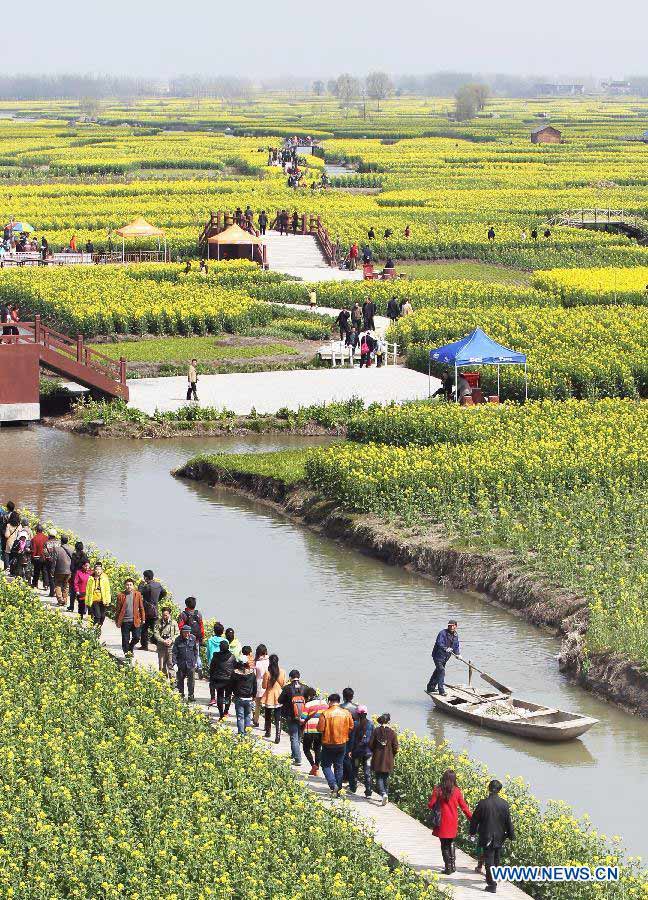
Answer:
[426,619,460,697]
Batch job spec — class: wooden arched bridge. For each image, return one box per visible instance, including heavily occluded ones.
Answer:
[549,209,648,243]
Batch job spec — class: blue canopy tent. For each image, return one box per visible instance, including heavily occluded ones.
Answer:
[428,327,528,401]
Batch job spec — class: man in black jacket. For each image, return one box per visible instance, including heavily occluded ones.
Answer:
[231,648,257,735]
[335,308,351,341]
[469,779,515,893]
[138,569,166,651]
[278,670,308,766]
[387,296,400,324]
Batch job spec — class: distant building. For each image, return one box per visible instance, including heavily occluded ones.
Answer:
[534,83,584,96]
[602,80,631,95]
[531,125,562,144]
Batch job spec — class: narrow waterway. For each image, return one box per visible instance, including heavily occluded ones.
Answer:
[2,425,647,856]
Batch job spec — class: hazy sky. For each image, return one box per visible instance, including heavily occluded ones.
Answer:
[11,0,648,78]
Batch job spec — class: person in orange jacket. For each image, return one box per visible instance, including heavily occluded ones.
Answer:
[115,577,146,656]
[317,693,354,797]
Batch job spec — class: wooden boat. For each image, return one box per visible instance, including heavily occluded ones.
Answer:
[427,683,598,742]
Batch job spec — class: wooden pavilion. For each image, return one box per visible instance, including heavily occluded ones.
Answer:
[206,223,267,265]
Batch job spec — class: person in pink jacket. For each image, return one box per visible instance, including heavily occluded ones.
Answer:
[72,560,91,618]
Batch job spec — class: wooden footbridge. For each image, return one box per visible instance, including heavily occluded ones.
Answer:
[0,315,128,422]
[549,209,648,243]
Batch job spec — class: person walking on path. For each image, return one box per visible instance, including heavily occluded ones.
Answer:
[138,569,165,651]
[349,302,362,334]
[469,779,514,894]
[278,669,307,766]
[206,622,226,669]
[186,359,199,402]
[231,653,257,734]
[426,619,460,696]
[427,769,472,875]
[53,535,73,607]
[308,288,317,308]
[279,209,289,235]
[340,686,360,791]
[153,606,179,678]
[301,687,327,775]
[291,210,299,235]
[209,639,236,718]
[43,530,61,598]
[68,541,89,613]
[335,307,351,341]
[178,596,205,676]
[115,577,146,655]
[72,560,91,618]
[253,644,269,727]
[3,510,21,571]
[317,693,354,798]
[224,626,242,661]
[350,706,374,797]
[362,298,376,331]
[87,562,111,632]
[258,210,268,235]
[369,712,398,805]
[387,296,401,325]
[30,523,48,591]
[0,501,16,562]
[172,625,199,702]
[261,654,286,743]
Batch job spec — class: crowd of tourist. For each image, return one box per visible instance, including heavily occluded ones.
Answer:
[0,499,514,890]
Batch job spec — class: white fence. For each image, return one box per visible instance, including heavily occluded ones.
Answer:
[318,340,399,367]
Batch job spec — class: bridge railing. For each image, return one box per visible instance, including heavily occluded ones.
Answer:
[2,316,127,386]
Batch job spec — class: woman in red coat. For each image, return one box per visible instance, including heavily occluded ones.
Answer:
[428,769,472,875]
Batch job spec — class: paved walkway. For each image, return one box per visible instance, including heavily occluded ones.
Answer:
[263,232,362,282]
[277,302,391,337]
[36,591,528,898]
[128,366,437,416]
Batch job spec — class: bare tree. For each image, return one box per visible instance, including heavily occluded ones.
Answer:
[335,74,361,104]
[312,80,325,96]
[365,71,393,110]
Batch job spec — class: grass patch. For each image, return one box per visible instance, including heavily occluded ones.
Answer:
[89,336,299,363]
[397,260,532,285]
[194,449,310,485]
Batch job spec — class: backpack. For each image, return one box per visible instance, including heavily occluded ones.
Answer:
[13,535,28,556]
[182,609,202,641]
[291,689,306,722]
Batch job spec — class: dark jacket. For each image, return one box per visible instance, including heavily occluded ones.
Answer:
[351,718,374,757]
[362,301,376,321]
[432,628,460,663]
[172,634,199,671]
[335,309,350,329]
[369,724,399,773]
[209,648,236,686]
[70,549,89,574]
[138,578,166,620]
[278,680,307,720]
[231,666,257,700]
[469,794,515,849]
[387,298,401,319]
[53,544,73,576]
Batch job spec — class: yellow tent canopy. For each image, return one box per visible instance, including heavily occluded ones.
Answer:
[207,223,266,264]
[207,224,263,245]
[115,216,167,262]
[116,216,166,238]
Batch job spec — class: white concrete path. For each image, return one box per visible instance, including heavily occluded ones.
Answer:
[36,590,528,899]
[278,301,391,337]
[264,232,362,282]
[128,366,438,416]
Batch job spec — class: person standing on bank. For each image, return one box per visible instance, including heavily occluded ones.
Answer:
[369,712,398,805]
[138,569,166,651]
[172,625,199,702]
[428,769,472,876]
[301,686,327,776]
[178,596,205,676]
[153,606,179,679]
[253,643,269,728]
[53,535,73,607]
[115,577,145,656]
[209,638,236,719]
[186,358,199,402]
[426,619,460,696]
[72,560,91,618]
[317,693,354,799]
[469,779,515,894]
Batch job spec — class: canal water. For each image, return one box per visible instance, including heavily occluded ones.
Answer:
[2,426,647,856]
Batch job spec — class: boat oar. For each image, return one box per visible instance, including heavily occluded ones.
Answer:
[454,655,513,695]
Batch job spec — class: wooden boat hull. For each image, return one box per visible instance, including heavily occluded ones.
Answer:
[427,687,598,742]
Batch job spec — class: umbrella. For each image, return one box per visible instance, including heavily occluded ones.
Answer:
[6,222,34,233]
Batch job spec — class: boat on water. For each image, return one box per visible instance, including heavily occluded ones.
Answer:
[427,683,598,742]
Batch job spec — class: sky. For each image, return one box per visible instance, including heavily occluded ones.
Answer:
[9,0,648,79]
